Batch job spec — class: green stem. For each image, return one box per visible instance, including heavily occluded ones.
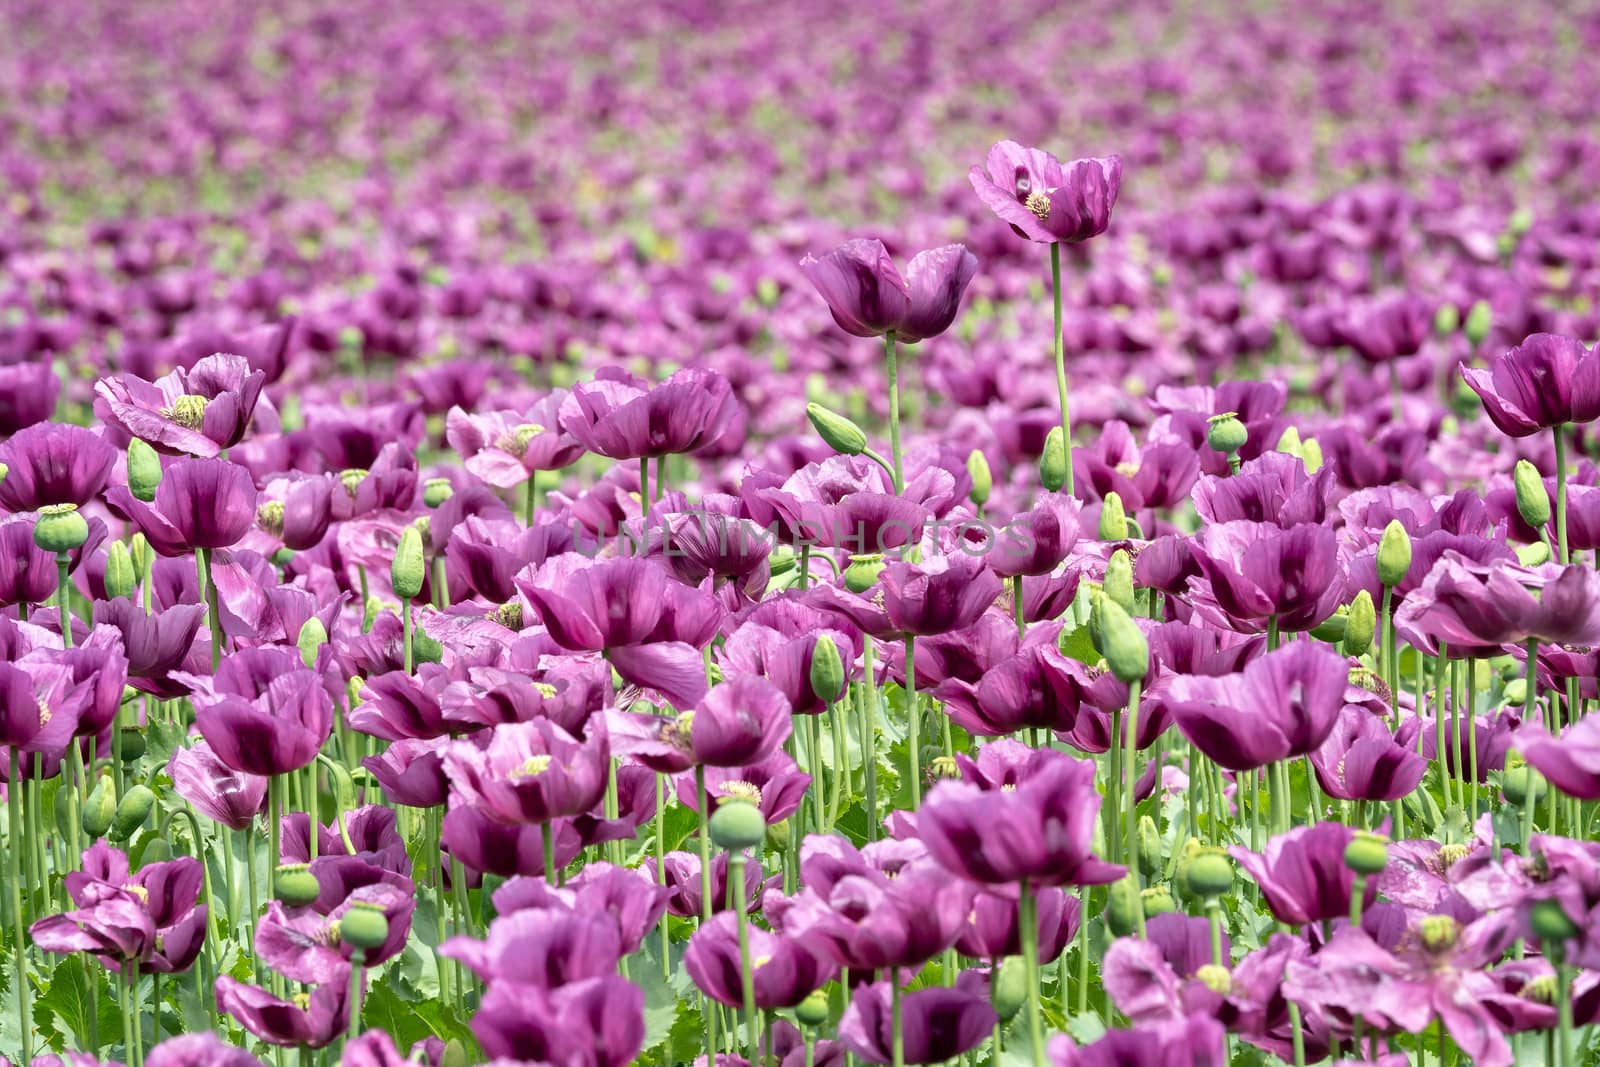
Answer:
[655,772,669,978]
[541,821,556,884]
[730,853,760,1058]
[904,635,920,809]
[196,547,223,669]
[863,643,881,841]
[640,457,650,522]
[8,751,32,1065]
[345,952,365,1049]
[56,553,73,648]
[1124,680,1145,938]
[1018,882,1046,1067]
[696,767,714,920]
[1555,426,1570,565]
[1206,899,1225,967]
[890,966,905,1067]
[402,599,414,674]
[808,713,826,836]
[1012,574,1025,636]
[1349,874,1366,927]
[1049,243,1074,497]
[828,702,847,831]
[1557,956,1574,1067]
[884,331,904,494]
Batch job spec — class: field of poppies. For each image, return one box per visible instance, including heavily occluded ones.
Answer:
[5,0,1600,1065]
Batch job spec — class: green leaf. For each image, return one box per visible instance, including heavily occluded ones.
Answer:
[361,974,473,1052]
[34,955,121,1055]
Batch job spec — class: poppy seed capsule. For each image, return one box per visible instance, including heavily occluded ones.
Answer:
[1376,520,1412,587]
[104,541,137,601]
[1095,597,1149,684]
[810,635,845,705]
[1098,491,1127,541]
[1141,886,1178,918]
[1529,899,1580,944]
[709,802,767,852]
[1517,541,1551,566]
[423,477,454,508]
[1342,590,1376,657]
[33,503,89,553]
[141,838,172,865]
[340,902,391,950]
[391,526,425,600]
[966,450,992,507]
[806,402,868,457]
[795,989,830,1028]
[127,438,163,502]
[1106,877,1141,936]
[109,784,156,841]
[1343,831,1389,875]
[1185,850,1233,898]
[1206,412,1247,455]
[1502,765,1547,807]
[275,865,321,907]
[843,553,884,593]
[119,728,146,762]
[1514,460,1551,528]
[1039,427,1068,492]
[993,957,1028,1020]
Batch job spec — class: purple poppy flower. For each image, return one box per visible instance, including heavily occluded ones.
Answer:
[442,718,609,825]
[446,393,585,488]
[1460,333,1600,437]
[252,473,335,552]
[494,862,670,956]
[1515,714,1600,800]
[940,642,1085,738]
[361,737,450,808]
[0,423,116,511]
[1193,452,1332,528]
[1049,1015,1228,1067]
[957,883,1081,962]
[720,600,855,716]
[880,552,1003,637]
[33,841,207,974]
[441,907,622,987]
[839,978,996,1065]
[686,912,836,1009]
[168,739,267,831]
[255,877,414,981]
[971,142,1123,244]
[95,353,266,456]
[441,805,583,879]
[648,850,774,918]
[0,659,83,756]
[90,598,204,698]
[183,645,333,776]
[1168,642,1349,771]
[349,667,453,742]
[1396,553,1600,657]
[919,748,1122,886]
[215,975,348,1049]
[1230,822,1377,927]
[106,457,257,556]
[470,975,643,1067]
[559,367,738,460]
[798,239,977,343]
[1336,294,1432,364]
[0,361,60,436]
[990,492,1082,577]
[145,1032,265,1067]
[674,751,812,825]
[1190,521,1345,633]
[611,674,792,772]
[1311,706,1427,801]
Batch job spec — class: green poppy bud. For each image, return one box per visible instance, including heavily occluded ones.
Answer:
[109,784,156,842]
[1343,831,1389,876]
[709,802,767,852]
[362,596,384,632]
[1310,611,1348,644]
[119,728,146,762]
[809,634,845,705]
[1206,412,1248,455]
[439,1040,469,1067]
[82,775,118,839]
[1184,849,1233,899]
[843,553,885,594]
[1138,815,1162,879]
[127,438,163,503]
[297,617,328,669]
[1275,426,1303,457]
[1507,206,1535,238]
[806,403,868,457]
[1104,550,1135,615]
[992,957,1028,1021]
[1106,877,1142,937]
[1433,303,1460,337]
[423,477,454,508]
[1141,886,1178,918]
[140,838,172,865]
[1502,765,1547,807]
[1463,300,1492,346]
[1098,491,1128,541]
[391,526,425,600]
[54,781,79,840]
[1300,437,1324,474]
[1529,899,1580,944]
[130,533,151,581]
[1039,427,1068,492]
[339,901,391,951]
[1502,678,1528,706]
[966,450,992,508]
[1376,520,1412,587]
[1514,460,1551,528]
[1095,597,1149,684]
[764,818,791,852]
[1342,590,1376,658]
[1517,541,1551,567]
[795,989,831,1028]
[33,503,89,553]
[105,542,138,601]
[275,864,322,907]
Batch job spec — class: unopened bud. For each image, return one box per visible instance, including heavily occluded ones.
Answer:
[1342,590,1376,657]
[1376,520,1412,587]
[1095,597,1149,684]
[391,526,425,600]
[1098,491,1127,541]
[1514,460,1551,528]
[1104,550,1135,615]
[127,439,163,502]
[809,635,846,705]
[1039,428,1068,492]
[104,542,137,601]
[966,450,992,508]
[806,403,868,457]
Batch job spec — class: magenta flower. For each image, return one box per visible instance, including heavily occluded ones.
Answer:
[957,883,1081,962]
[799,239,977,343]
[990,492,1083,577]
[470,975,643,1067]
[1460,332,1600,436]
[1311,706,1427,802]
[95,353,266,456]
[880,552,1003,637]
[0,360,60,436]
[361,737,450,808]
[1514,714,1600,800]
[839,978,996,1065]
[686,912,836,1009]
[610,674,793,772]
[675,751,812,825]
[184,646,333,776]
[445,392,585,488]
[91,598,205,698]
[32,841,207,974]
[559,367,738,460]
[1396,554,1600,657]
[215,976,348,1049]
[0,422,116,511]
[168,739,267,831]
[647,850,774,918]
[1230,822,1377,927]
[1168,642,1349,771]
[106,457,257,555]
[1190,520,1345,633]
[970,141,1123,244]
[441,907,622,987]
[1049,1015,1228,1067]
[442,718,609,825]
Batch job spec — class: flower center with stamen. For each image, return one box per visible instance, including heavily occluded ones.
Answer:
[672,711,696,747]
[721,780,762,806]
[1419,914,1459,952]
[124,884,149,904]
[257,500,285,536]
[1025,190,1052,221]
[494,424,546,457]
[1523,975,1557,1004]
[512,754,553,779]
[532,681,557,699]
[1195,964,1232,995]
[492,602,524,630]
[1437,843,1469,869]
[36,697,50,726]
[293,992,312,1011]
[162,394,209,429]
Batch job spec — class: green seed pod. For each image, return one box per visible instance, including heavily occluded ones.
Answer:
[109,784,157,842]
[1529,899,1580,944]
[1433,303,1461,337]
[1106,877,1142,937]
[82,775,118,838]
[992,957,1028,1021]
[809,634,846,705]
[1185,849,1233,899]
[806,403,869,457]
[423,477,454,508]
[1206,412,1248,455]
[54,780,79,840]
[1514,460,1551,528]
[1517,541,1551,567]
[764,818,791,853]
[1463,300,1492,346]
[1141,886,1178,918]
[104,542,138,601]
[795,989,831,1028]
[1138,815,1162,880]
[1095,597,1149,684]
[709,803,767,852]
[1343,831,1390,876]
[275,864,322,907]
[1309,611,1348,644]
[1502,678,1528,706]
[340,902,391,951]
[1502,765,1547,807]
[391,526,425,601]
[119,728,147,762]
[843,553,885,594]
[297,617,328,669]
[1098,491,1128,541]
[33,503,90,553]
[966,450,992,508]
[1104,550,1135,616]
[127,438,163,503]
[1376,520,1412,587]
[1342,590,1376,658]
[1039,427,1068,492]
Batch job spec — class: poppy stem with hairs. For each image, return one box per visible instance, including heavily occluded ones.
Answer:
[640,457,650,523]
[1018,882,1045,1067]
[861,642,881,842]
[1050,242,1074,497]
[729,850,760,1058]
[55,552,72,649]
[346,950,366,1048]
[196,547,224,669]
[890,966,905,1067]
[402,598,414,674]
[904,635,920,810]
[884,331,904,494]
[8,749,31,1065]
[541,821,556,885]
[1555,425,1570,564]
[1123,679,1145,938]
[656,773,670,978]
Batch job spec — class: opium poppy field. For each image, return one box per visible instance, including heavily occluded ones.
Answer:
[4,1,1600,1065]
